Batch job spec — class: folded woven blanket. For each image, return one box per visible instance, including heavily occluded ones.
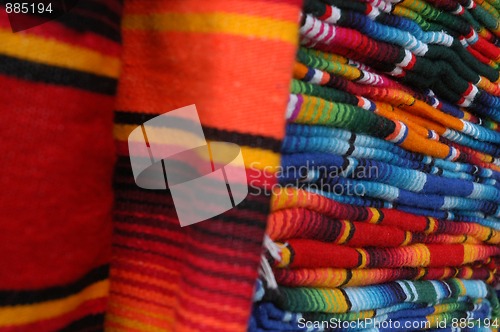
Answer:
[251,299,494,331]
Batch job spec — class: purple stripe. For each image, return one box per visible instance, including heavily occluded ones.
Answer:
[290,94,303,121]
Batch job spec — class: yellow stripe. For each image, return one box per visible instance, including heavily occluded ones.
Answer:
[454,279,467,296]
[176,305,246,332]
[106,292,175,323]
[337,221,352,244]
[329,289,350,312]
[122,12,298,45]
[462,244,475,264]
[276,243,291,268]
[0,29,120,78]
[425,217,436,234]
[0,280,109,326]
[321,288,336,312]
[108,300,172,322]
[107,304,171,329]
[414,243,431,266]
[486,270,495,283]
[416,267,426,280]
[111,298,248,332]
[401,231,412,246]
[310,48,348,64]
[326,268,346,287]
[228,145,280,171]
[106,314,166,332]
[356,249,368,268]
[368,208,381,224]
[114,124,280,170]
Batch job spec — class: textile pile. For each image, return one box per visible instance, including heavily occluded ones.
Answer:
[0,0,303,331]
[1,0,500,331]
[251,0,500,330]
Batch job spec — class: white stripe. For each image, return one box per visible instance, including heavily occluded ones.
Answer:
[410,172,426,191]
[387,122,407,143]
[310,69,324,84]
[465,84,478,100]
[466,30,478,44]
[286,94,298,119]
[324,6,341,24]
[398,49,413,67]
[388,67,403,76]
[367,6,380,19]
[468,182,483,199]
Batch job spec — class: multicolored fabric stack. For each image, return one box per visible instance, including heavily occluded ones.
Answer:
[2,0,500,330]
[0,0,302,331]
[251,0,500,330]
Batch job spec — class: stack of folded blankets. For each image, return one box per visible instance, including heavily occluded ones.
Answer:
[251,0,500,330]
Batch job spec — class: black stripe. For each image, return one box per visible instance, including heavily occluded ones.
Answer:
[114,229,260,269]
[377,209,384,224]
[0,0,121,41]
[59,313,105,332]
[114,196,270,226]
[76,0,121,26]
[114,191,271,220]
[190,223,265,245]
[348,132,357,144]
[345,143,355,156]
[112,178,272,215]
[114,111,283,152]
[340,157,350,174]
[408,267,420,280]
[112,243,256,285]
[425,217,432,233]
[420,267,428,279]
[339,288,352,311]
[339,269,352,287]
[344,221,356,243]
[114,268,253,302]
[55,7,121,42]
[114,211,266,245]
[0,265,108,306]
[323,215,342,242]
[287,243,295,266]
[356,249,364,268]
[392,281,409,302]
[0,55,117,95]
[485,228,494,242]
